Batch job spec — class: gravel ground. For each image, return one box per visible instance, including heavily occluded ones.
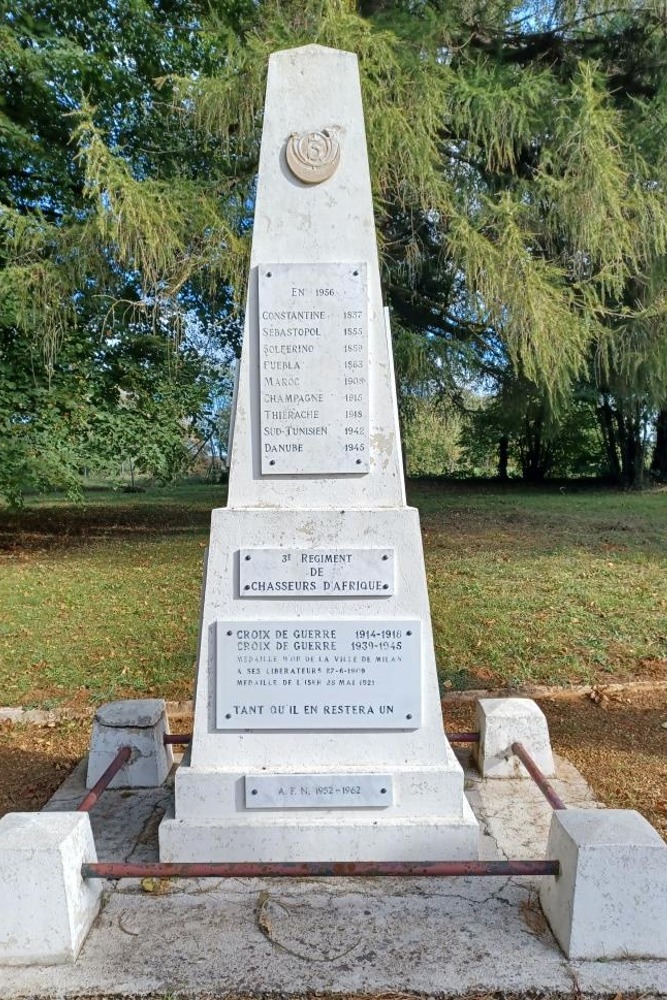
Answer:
[1,688,666,841]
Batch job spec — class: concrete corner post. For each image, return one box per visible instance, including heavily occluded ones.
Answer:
[475,698,555,778]
[540,808,667,959]
[0,812,103,965]
[86,698,173,789]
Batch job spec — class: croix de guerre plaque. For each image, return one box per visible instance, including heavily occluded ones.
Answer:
[215,620,422,730]
[159,44,479,862]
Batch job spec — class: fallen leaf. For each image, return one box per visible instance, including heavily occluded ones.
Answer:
[140,877,171,895]
[521,895,548,935]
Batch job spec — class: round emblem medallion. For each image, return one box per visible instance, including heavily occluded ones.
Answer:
[285,127,341,184]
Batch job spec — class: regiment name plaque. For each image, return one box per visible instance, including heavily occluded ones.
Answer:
[239,547,394,596]
[215,619,421,730]
[258,262,369,475]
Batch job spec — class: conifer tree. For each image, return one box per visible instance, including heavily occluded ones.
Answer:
[0,0,240,501]
[2,0,667,492]
[162,1,667,395]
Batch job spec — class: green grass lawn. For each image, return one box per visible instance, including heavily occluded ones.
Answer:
[0,485,222,707]
[0,481,665,707]
[416,481,667,688]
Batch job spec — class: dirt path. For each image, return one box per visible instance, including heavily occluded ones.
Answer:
[2,687,666,841]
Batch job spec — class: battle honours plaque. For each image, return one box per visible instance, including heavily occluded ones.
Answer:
[215,619,421,730]
[259,262,369,475]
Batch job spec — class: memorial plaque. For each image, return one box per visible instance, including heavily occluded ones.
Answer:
[215,619,421,730]
[245,773,393,809]
[239,547,394,596]
[258,262,369,475]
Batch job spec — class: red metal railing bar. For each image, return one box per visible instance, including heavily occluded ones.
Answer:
[77,746,132,813]
[82,858,559,879]
[511,741,566,811]
[77,739,561,879]
[164,732,481,746]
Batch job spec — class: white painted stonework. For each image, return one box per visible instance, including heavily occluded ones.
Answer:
[540,809,667,959]
[245,773,393,808]
[225,45,405,511]
[87,698,173,789]
[475,698,555,778]
[159,44,478,862]
[0,812,102,965]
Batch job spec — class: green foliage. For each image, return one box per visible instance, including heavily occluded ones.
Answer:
[153,0,667,399]
[72,110,247,307]
[0,0,243,499]
[403,398,463,477]
[0,314,221,506]
[0,407,86,509]
[464,360,605,482]
[2,0,667,497]
[0,330,87,507]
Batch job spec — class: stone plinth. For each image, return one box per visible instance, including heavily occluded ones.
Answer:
[540,808,667,959]
[0,813,102,965]
[87,698,173,789]
[475,698,555,778]
[160,508,478,860]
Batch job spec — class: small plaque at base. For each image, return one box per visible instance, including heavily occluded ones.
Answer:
[245,774,393,808]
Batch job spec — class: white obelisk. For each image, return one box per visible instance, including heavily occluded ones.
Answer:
[159,44,479,862]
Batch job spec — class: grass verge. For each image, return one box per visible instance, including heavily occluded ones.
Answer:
[0,480,665,708]
[416,481,667,689]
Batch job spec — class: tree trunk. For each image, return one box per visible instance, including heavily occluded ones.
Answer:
[616,400,646,488]
[519,412,553,482]
[358,0,392,14]
[651,408,667,481]
[498,436,509,481]
[596,393,622,481]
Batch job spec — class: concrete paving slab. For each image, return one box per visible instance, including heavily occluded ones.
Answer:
[2,751,666,998]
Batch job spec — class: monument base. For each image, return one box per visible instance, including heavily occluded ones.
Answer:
[159,798,479,862]
[158,506,479,863]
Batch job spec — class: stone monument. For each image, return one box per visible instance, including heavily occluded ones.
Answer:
[159,43,479,861]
